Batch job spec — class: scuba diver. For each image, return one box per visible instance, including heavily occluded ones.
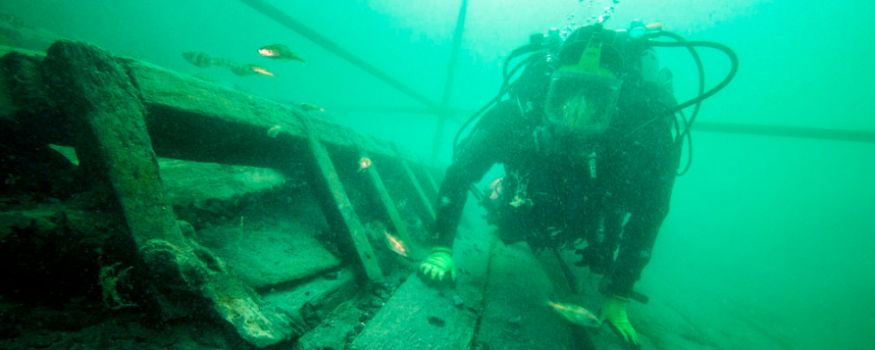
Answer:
[418,19,737,347]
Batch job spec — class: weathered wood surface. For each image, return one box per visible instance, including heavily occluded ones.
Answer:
[357,143,416,257]
[157,159,286,205]
[41,40,295,348]
[127,57,409,168]
[42,40,180,248]
[0,47,70,145]
[198,219,341,291]
[1,44,428,171]
[295,112,384,283]
[475,243,593,350]
[262,267,357,330]
[350,222,495,350]
[294,296,366,350]
[0,40,450,347]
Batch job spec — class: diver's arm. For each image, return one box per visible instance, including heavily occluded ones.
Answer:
[434,101,518,247]
[606,111,680,297]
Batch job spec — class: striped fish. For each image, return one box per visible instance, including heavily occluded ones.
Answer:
[229,63,275,77]
[183,51,274,77]
[181,51,214,68]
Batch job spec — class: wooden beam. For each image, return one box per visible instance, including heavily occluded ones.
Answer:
[296,113,384,283]
[351,222,495,350]
[42,40,296,347]
[356,143,416,258]
[1,46,421,167]
[476,243,593,349]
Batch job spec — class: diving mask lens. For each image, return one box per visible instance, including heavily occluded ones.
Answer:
[544,70,622,134]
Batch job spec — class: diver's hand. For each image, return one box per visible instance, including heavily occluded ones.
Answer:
[599,295,639,346]
[418,247,457,282]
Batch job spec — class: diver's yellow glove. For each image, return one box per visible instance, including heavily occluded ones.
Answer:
[599,295,639,345]
[418,247,457,282]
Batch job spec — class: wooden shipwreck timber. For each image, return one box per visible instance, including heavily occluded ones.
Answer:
[0,40,468,349]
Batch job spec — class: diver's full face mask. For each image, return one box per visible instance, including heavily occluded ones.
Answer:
[544,29,622,135]
[544,71,622,134]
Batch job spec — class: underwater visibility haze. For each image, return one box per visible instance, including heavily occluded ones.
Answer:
[0,0,873,349]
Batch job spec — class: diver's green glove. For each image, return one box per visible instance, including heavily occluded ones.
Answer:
[599,295,639,345]
[418,247,457,282]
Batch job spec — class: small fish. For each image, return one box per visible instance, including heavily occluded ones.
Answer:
[548,301,600,328]
[384,231,408,257]
[249,65,275,77]
[182,51,215,68]
[358,157,372,172]
[183,51,274,77]
[258,44,305,62]
[210,57,237,67]
[229,63,275,77]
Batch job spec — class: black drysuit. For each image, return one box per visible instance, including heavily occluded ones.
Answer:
[434,80,681,297]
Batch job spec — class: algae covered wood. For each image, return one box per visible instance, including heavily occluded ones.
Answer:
[263,267,357,331]
[1,38,464,347]
[0,47,73,149]
[42,40,180,248]
[1,42,420,169]
[296,112,384,283]
[356,143,416,257]
[199,219,342,291]
[350,224,494,350]
[41,40,296,348]
[476,243,591,350]
[126,58,403,165]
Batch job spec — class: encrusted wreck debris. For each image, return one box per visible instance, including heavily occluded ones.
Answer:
[0,40,444,349]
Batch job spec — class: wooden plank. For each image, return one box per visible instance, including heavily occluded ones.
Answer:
[0,47,72,146]
[296,112,384,283]
[43,40,295,347]
[127,58,404,162]
[350,221,495,350]
[356,143,416,257]
[391,143,436,227]
[198,218,341,291]
[294,295,365,350]
[1,45,431,174]
[262,267,357,331]
[43,40,184,248]
[475,243,589,350]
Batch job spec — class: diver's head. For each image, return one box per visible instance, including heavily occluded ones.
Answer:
[544,24,624,135]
